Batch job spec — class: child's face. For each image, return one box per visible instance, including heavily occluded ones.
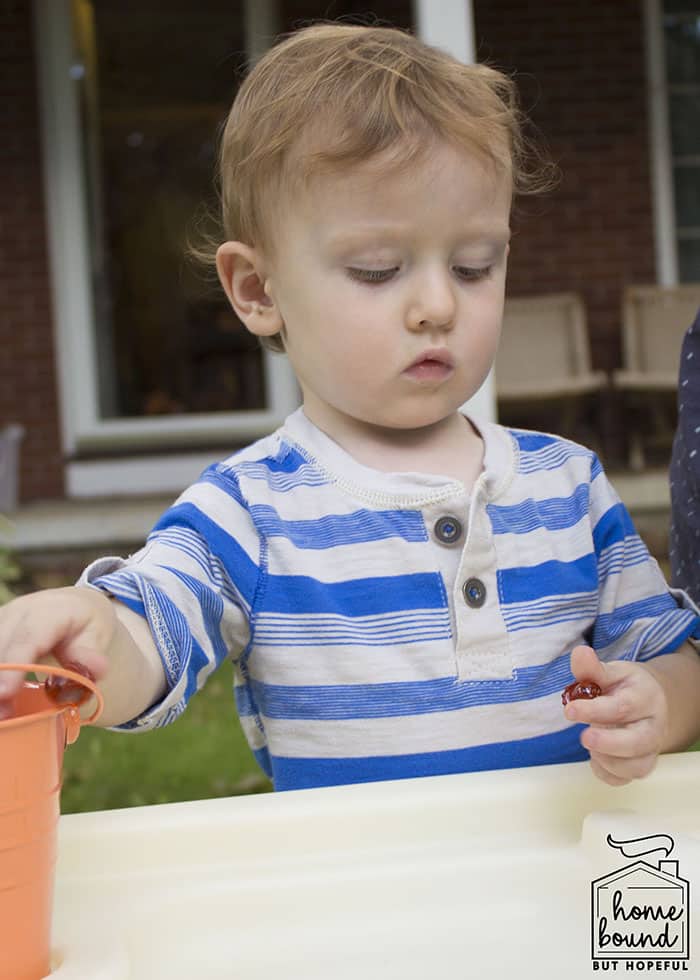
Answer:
[256,140,510,436]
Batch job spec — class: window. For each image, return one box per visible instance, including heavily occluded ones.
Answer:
[35,0,298,466]
[663,1,700,280]
[75,0,268,420]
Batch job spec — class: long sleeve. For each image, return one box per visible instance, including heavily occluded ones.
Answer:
[670,309,700,606]
[78,464,261,731]
[590,452,700,661]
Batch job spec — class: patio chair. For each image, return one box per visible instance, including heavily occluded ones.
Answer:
[495,292,606,443]
[612,284,700,469]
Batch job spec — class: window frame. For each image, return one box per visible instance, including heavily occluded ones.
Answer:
[33,0,298,494]
[643,0,700,285]
[662,3,700,279]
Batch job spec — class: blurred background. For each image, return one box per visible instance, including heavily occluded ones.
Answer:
[1,0,699,810]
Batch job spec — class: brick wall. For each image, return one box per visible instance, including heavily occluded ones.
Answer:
[473,0,656,375]
[0,0,63,502]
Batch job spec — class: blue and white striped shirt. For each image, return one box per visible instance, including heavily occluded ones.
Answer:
[81,409,700,790]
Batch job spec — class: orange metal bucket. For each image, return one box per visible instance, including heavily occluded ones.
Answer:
[0,663,103,980]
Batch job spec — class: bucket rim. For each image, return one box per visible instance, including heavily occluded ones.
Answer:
[0,663,103,726]
[0,689,89,732]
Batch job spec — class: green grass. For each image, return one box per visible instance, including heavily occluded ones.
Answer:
[60,658,271,813]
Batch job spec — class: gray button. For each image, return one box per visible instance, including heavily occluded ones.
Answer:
[462,577,486,608]
[434,515,463,545]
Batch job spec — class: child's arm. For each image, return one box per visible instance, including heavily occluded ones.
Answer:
[563,643,700,785]
[0,586,166,727]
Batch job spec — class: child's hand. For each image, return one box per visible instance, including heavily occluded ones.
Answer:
[562,645,668,786]
[0,587,113,717]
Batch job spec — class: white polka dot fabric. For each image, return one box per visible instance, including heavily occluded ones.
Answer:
[670,309,700,605]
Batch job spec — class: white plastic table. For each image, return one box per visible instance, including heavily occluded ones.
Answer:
[50,754,700,978]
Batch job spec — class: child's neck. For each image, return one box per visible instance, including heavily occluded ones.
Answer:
[303,407,484,491]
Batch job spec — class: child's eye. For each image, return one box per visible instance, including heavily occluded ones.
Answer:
[454,266,492,281]
[346,267,399,284]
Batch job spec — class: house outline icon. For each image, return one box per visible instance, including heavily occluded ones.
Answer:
[591,858,690,960]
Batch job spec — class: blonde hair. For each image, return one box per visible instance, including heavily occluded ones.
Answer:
[205,22,555,352]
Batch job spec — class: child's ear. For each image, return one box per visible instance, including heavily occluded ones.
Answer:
[216,241,283,338]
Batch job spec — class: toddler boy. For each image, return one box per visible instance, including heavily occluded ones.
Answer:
[1,24,700,790]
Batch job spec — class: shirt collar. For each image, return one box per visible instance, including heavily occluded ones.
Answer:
[280,407,516,507]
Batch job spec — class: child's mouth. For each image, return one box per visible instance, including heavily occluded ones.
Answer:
[404,351,454,382]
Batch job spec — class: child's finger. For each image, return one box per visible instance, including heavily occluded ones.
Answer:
[569,646,645,693]
[588,756,631,787]
[564,685,650,726]
[570,644,606,686]
[580,717,659,759]
[49,640,109,682]
[0,609,46,697]
[0,597,108,700]
[587,747,658,782]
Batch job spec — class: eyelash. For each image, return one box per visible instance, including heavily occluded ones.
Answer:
[346,266,492,284]
[347,268,398,283]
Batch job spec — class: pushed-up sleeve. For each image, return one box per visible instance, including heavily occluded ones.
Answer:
[77,465,261,730]
[588,454,700,663]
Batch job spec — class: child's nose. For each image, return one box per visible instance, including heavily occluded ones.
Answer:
[406,270,456,332]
